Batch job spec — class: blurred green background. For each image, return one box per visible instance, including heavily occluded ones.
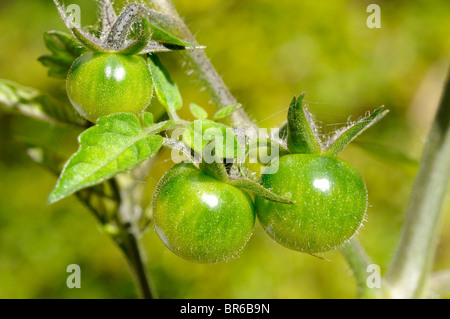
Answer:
[0,0,449,298]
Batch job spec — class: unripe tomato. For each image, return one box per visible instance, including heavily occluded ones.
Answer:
[67,52,153,122]
[152,163,255,263]
[255,154,367,253]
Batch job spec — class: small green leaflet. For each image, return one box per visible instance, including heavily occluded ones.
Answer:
[25,143,120,222]
[199,160,228,182]
[189,103,208,120]
[147,54,182,117]
[287,93,322,154]
[324,106,389,156]
[140,6,195,48]
[140,112,154,127]
[48,113,164,203]
[229,178,295,204]
[213,103,241,121]
[38,31,86,79]
[182,120,243,159]
[147,20,194,49]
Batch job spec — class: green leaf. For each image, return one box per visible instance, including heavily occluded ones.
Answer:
[213,103,241,121]
[147,54,182,118]
[43,30,85,58]
[229,178,295,204]
[142,7,195,48]
[189,103,208,120]
[24,141,120,221]
[13,118,120,224]
[324,106,389,156]
[287,93,322,154]
[199,160,229,182]
[70,26,107,53]
[278,122,288,141]
[140,42,205,54]
[38,31,85,78]
[149,24,194,48]
[152,119,177,133]
[182,120,243,160]
[38,56,71,79]
[48,113,164,203]
[140,112,154,127]
[0,79,86,126]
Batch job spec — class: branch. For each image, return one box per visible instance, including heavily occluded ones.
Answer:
[340,237,384,298]
[113,177,156,299]
[386,67,450,298]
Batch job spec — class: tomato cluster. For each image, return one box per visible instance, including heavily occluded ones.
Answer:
[61,6,376,261]
[152,156,367,261]
[67,51,371,261]
[151,94,375,262]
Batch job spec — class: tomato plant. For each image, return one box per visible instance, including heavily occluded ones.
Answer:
[0,0,448,301]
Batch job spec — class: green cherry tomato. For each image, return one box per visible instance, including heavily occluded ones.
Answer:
[255,154,367,253]
[152,163,255,263]
[67,52,153,122]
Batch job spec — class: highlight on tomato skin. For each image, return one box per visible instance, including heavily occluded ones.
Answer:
[152,163,256,263]
[66,52,154,123]
[255,154,368,254]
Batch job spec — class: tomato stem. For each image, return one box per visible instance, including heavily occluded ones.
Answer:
[340,238,384,298]
[118,224,155,299]
[386,67,450,298]
[112,177,156,299]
